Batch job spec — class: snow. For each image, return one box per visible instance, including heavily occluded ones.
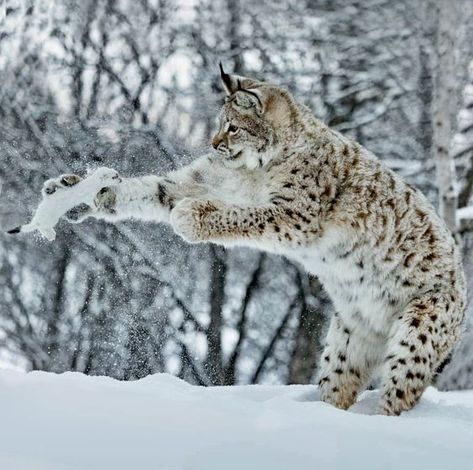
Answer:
[1,371,473,470]
[457,205,473,222]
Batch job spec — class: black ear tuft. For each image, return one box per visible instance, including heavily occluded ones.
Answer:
[219,62,233,94]
[7,226,21,234]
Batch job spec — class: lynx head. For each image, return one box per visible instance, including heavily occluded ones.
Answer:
[212,64,302,170]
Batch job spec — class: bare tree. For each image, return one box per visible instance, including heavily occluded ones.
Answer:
[433,0,458,232]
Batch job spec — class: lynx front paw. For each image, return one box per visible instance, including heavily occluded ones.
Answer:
[170,199,202,243]
[94,187,117,214]
[170,199,218,243]
[42,174,82,196]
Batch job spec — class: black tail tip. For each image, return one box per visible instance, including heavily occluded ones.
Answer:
[6,226,21,234]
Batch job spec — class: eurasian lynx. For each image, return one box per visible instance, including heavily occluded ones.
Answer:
[43,66,466,415]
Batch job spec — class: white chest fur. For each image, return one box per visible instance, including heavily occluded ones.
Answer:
[288,226,402,338]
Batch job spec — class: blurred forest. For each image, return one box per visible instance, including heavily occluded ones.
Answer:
[0,0,473,388]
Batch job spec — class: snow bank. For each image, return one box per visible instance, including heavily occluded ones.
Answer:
[0,370,472,470]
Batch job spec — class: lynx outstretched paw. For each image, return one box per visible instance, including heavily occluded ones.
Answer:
[42,174,82,196]
[170,199,219,243]
[94,187,117,214]
[170,199,202,243]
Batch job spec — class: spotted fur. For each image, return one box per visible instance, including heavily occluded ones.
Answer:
[47,69,466,415]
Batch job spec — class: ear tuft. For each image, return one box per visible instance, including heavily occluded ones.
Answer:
[219,62,262,96]
[220,62,236,95]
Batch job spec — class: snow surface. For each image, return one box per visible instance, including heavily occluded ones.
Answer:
[1,370,472,470]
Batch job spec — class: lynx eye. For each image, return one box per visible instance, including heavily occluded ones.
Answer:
[228,124,239,135]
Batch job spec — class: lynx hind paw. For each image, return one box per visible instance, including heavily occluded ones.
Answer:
[42,174,82,196]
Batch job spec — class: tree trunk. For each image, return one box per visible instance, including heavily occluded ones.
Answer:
[288,275,329,384]
[433,0,458,232]
[205,245,226,384]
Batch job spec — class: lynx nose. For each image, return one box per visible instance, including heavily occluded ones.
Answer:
[212,136,221,150]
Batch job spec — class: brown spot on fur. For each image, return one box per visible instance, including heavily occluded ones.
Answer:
[423,253,438,262]
[404,253,415,267]
[416,208,427,219]
[321,185,332,198]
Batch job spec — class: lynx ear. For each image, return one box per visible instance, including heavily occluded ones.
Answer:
[219,62,261,94]
[219,63,264,113]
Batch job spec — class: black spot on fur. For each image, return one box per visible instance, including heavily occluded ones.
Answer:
[157,184,168,206]
[435,355,452,375]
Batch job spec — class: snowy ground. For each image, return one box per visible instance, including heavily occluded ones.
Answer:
[1,371,472,470]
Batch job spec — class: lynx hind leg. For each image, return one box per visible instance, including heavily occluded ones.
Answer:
[318,315,380,410]
[379,294,463,416]
[42,174,82,196]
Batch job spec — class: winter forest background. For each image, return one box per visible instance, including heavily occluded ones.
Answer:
[0,0,473,389]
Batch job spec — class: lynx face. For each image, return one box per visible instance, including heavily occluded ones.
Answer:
[212,65,298,170]
[212,101,275,170]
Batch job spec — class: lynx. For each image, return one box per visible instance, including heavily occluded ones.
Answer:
[40,66,466,415]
